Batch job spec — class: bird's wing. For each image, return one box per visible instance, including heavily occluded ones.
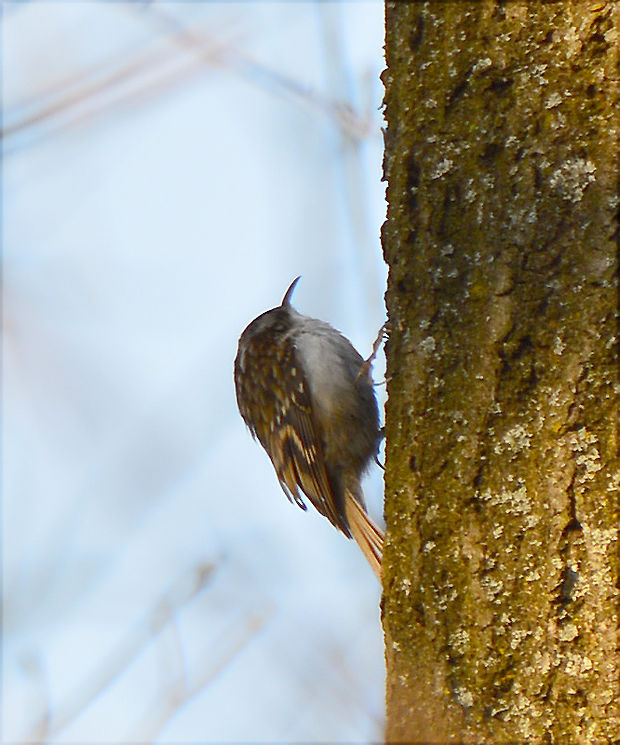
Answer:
[266,362,348,534]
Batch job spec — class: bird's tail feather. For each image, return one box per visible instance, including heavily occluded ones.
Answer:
[345,491,384,581]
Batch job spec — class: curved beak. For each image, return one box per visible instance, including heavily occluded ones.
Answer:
[281,276,301,307]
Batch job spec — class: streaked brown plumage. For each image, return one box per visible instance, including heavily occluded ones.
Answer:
[234,278,384,578]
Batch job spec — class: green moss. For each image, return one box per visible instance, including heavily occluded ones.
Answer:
[383,1,618,741]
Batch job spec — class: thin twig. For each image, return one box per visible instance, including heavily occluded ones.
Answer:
[129,605,273,743]
[24,562,217,744]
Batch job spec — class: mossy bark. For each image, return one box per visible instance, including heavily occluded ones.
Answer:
[381,1,618,742]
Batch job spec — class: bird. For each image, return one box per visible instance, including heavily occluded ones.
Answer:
[234,277,384,579]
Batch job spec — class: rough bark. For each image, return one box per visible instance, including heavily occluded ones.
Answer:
[381,1,618,742]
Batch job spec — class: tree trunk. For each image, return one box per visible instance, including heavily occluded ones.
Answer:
[381,1,618,742]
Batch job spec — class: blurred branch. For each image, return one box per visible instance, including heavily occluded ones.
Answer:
[1,24,238,152]
[129,604,273,743]
[316,2,386,324]
[23,562,217,744]
[141,3,374,141]
[2,6,374,153]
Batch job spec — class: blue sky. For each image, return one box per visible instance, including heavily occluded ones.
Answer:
[3,2,387,741]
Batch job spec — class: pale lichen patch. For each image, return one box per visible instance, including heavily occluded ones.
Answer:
[479,483,533,516]
[419,335,436,354]
[510,628,531,650]
[568,427,603,484]
[564,652,594,676]
[429,158,454,180]
[494,423,532,454]
[449,627,470,655]
[545,91,563,109]
[549,157,596,203]
[454,686,474,708]
[558,623,579,642]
